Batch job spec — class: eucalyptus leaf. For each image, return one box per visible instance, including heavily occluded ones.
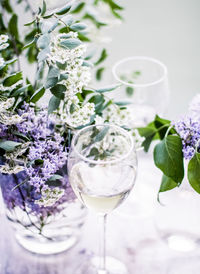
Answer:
[45,66,60,89]
[96,84,120,93]
[59,38,81,50]
[37,34,50,49]
[49,174,63,181]
[0,140,21,152]
[70,23,87,31]
[56,4,71,15]
[48,96,61,114]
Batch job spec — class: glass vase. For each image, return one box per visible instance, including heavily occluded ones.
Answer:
[0,172,87,255]
[154,179,200,252]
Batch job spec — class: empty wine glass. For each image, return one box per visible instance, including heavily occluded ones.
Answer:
[68,124,137,274]
[112,56,169,126]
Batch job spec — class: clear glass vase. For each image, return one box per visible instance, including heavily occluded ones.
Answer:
[0,172,87,255]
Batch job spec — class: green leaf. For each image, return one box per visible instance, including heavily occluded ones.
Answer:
[0,140,21,152]
[188,152,200,194]
[94,49,108,66]
[48,95,61,114]
[154,115,174,139]
[24,19,36,26]
[45,66,60,89]
[8,14,19,40]
[138,127,157,152]
[56,4,71,15]
[159,174,178,193]
[126,87,134,96]
[3,72,22,87]
[96,67,105,81]
[96,84,120,93]
[50,84,66,99]
[30,87,45,103]
[2,0,13,13]
[23,38,36,50]
[70,23,87,31]
[34,159,44,165]
[60,38,81,50]
[12,131,30,142]
[115,101,132,106]
[154,135,184,184]
[71,2,85,13]
[83,13,107,29]
[41,0,47,16]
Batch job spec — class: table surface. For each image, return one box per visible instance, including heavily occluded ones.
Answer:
[0,153,200,274]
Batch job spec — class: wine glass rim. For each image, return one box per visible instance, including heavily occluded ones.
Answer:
[71,124,135,165]
[112,56,168,88]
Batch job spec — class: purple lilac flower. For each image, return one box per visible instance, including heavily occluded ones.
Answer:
[0,103,75,219]
[173,116,200,160]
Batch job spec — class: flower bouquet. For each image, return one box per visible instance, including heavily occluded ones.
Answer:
[0,0,142,254]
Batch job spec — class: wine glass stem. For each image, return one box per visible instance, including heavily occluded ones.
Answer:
[98,214,107,273]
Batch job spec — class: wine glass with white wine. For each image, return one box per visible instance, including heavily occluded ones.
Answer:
[68,124,137,274]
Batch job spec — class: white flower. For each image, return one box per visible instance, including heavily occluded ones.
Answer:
[60,97,95,128]
[0,43,9,50]
[0,35,9,44]
[0,164,25,174]
[102,105,132,126]
[0,98,15,112]
[0,57,5,67]
[95,115,104,125]
[0,113,25,125]
[35,187,65,207]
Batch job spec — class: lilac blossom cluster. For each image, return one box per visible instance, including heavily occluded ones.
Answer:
[0,103,76,219]
[173,94,200,160]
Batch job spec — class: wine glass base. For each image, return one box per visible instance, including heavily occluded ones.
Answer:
[75,256,129,274]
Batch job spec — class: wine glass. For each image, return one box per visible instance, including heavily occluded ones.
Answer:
[112,56,170,126]
[68,124,137,274]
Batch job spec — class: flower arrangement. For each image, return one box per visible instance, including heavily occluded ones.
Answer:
[138,93,200,198]
[0,0,142,244]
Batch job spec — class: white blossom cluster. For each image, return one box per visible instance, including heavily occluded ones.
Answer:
[95,104,145,150]
[60,95,95,128]
[35,187,65,207]
[0,164,25,174]
[0,98,26,125]
[49,33,91,98]
[0,34,9,51]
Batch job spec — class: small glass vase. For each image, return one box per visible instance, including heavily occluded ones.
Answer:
[0,172,87,255]
[154,179,200,252]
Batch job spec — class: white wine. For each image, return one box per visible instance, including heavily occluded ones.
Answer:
[77,190,130,214]
[69,162,136,214]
